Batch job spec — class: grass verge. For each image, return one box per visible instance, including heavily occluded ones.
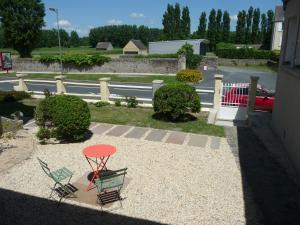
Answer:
[0,99,224,137]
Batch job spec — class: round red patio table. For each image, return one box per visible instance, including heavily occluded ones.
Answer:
[83,144,116,191]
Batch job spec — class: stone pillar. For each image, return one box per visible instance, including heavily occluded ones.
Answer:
[16,73,28,91]
[213,74,224,110]
[247,76,259,113]
[178,54,186,71]
[152,80,164,98]
[55,75,66,94]
[99,78,111,102]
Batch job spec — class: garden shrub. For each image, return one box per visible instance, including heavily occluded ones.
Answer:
[176,69,203,83]
[94,101,110,108]
[39,54,111,67]
[36,127,51,140]
[153,83,200,121]
[125,96,138,108]
[0,90,31,102]
[35,95,91,141]
[115,99,122,107]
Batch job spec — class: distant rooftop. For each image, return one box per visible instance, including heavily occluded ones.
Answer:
[130,39,147,50]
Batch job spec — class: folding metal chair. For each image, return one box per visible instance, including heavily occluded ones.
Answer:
[95,168,127,207]
[37,157,76,204]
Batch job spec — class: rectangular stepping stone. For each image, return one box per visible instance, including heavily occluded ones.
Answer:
[210,137,221,150]
[166,132,187,145]
[106,125,131,137]
[92,124,114,135]
[125,127,149,139]
[145,130,167,142]
[188,134,208,148]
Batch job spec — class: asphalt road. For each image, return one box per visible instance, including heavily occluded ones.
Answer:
[0,66,277,107]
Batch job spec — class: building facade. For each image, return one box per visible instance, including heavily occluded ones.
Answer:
[123,40,147,55]
[271,6,284,50]
[272,0,300,174]
[149,39,208,56]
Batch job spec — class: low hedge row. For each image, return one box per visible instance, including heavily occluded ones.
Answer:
[39,54,111,67]
[215,48,280,61]
[176,69,203,83]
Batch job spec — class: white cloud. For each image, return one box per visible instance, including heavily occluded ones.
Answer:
[55,19,72,29]
[130,12,145,19]
[107,19,123,25]
[230,14,238,21]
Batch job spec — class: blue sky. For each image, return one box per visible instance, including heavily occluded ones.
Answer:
[43,0,282,36]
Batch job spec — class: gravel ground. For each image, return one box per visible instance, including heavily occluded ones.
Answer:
[0,133,247,225]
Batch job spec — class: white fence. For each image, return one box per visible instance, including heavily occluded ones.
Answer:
[221,83,249,107]
[1,75,215,110]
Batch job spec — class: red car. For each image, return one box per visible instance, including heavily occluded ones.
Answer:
[222,84,275,111]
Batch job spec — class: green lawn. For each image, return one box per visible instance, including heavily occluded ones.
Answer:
[0,46,122,56]
[4,72,177,84]
[0,99,224,137]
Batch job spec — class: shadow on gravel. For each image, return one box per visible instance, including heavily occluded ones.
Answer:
[0,188,166,225]
[237,127,300,225]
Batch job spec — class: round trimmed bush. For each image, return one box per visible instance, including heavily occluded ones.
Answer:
[176,69,203,83]
[35,95,91,141]
[153,83,201,121]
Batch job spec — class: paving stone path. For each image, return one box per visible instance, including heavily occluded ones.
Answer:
[24,121,223,149]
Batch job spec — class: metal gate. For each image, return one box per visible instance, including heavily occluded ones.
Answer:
[218,83,249,121]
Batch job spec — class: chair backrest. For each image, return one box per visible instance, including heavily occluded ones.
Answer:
[97,168,127,192]
[37,157,52,177]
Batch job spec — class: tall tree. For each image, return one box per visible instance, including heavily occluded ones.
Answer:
[252,8,261,44]
[181,6,191,39]
[245,7,254,44]
[0,0,45,57]
[215,9,223,44]
[260,13,267,45]
[70,31,80,47]
[197,12,207,38]
[222,11,231,42]
[174,3,181,39]
[207,9,217,50]
[0,25,5,48]
[162,4,175,40]
[235,10,247,44]
[263,10,274,49]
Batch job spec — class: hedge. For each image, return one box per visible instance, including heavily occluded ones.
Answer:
[39,54,111,67]
[215,48,280,61]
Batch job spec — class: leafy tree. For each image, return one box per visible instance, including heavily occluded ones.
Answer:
[0,0,45,57]
[252,8,261,44]
[0,25,5,48]
[235,10,246,44]
[260,13,267,45]
[79,37,89,46]
[174,3,182,39]
[70,31,80,47]
[58,29,70,48]
[181,6,191,39]
[222,11,231,43]
[262,10,274,50]
[38,29,57,48]
[215,9,223,44]
[245,7,254,44]
[162,4,175,40]
[207,9,217,50]
[197,12,207,38]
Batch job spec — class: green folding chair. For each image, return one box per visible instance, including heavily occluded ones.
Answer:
[95,168,127,207]
[37,157,76,204]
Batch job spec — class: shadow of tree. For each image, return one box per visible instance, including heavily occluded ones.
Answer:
[0,188,166,225]
[152,112,197,123]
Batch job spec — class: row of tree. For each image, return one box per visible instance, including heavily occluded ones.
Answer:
[235,8,274,49]
[37,29,86,48]
[162,3,191,40]
[89,25,162,48]
[161,4,275,50]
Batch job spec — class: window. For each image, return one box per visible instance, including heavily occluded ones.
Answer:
[277,22,283,32]
[295,21,300,66]
[284,18,298,64]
